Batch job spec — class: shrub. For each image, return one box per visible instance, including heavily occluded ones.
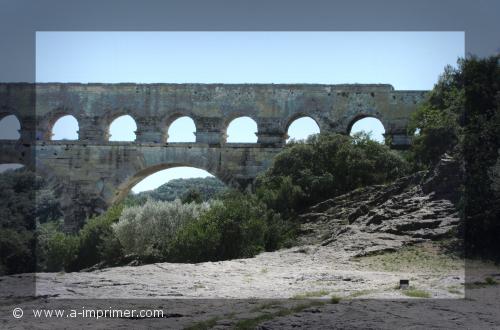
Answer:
[74,204,124,270]
[256,133,410,217]
[46,232,79,272]
[36,205,125,272]
[113,199,211,260]
[0,168,61,274]
[181,188,203,204]
[168,192,291,263]
[0,228,34,275]
[36,220,60,271]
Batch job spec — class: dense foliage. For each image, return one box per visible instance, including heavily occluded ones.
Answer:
[461,56,500,258]
[168,192,293,262]
[408,55,500,259]
[113,199,211,260]
[0,169,62,275]
[36,204,123,271]
[407,64,463,169]
[256,133,410,217]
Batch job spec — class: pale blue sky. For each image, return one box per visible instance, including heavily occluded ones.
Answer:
[0,32,464,191]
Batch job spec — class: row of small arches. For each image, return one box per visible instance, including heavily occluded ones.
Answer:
[54,115,323,143]
[0,114,386,143]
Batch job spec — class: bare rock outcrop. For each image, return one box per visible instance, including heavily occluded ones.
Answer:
[298,155,463,256]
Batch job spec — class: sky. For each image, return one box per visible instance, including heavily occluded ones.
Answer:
[0,32,464,191]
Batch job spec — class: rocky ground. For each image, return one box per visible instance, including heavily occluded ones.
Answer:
[1,156,500,328]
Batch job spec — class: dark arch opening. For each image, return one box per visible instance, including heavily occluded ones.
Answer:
[167,116,196,142]
[0,115,21,140]
[52,115,79,140]
[286,116,320,143]
[109,115,137,142]
[226,116,258,143]
[348,116,386,143]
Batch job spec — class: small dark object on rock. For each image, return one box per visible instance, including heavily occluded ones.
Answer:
[400,279,410,289]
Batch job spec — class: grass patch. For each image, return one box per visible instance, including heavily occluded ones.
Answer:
[346,289,373,298]
[184,316,220,330]
[447,288,462,295]
[354,242,463,273]
[465,277,499,289]
[292,290,329,299]
[330,295,342,304]
[402,288,431,298]
[249,301,280,313]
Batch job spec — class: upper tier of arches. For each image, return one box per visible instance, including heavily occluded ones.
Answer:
[0,83,426,148]
[2,105,394,146]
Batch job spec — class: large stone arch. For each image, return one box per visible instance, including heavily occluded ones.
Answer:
[111,162,229,205]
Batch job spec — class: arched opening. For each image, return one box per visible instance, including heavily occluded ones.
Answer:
[349,117,386,143]
[126,166,226,203]
[167,116,196,142]
[0,115,21,140]
[0,163,25,173]
[109,115,137,142]
[286,116,320,143]
[52,115,79,140]
[226,116,258,143]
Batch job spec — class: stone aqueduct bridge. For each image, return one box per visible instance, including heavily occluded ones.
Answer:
[0,83,427,230]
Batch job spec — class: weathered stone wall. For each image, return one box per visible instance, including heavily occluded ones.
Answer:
[0,83,428,230]
[0,83,427,146]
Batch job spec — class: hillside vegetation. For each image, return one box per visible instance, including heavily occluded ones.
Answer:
[125,177,226,205]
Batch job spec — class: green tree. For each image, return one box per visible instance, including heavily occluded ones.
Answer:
[256,133,409,217]
[408,55,500,258]
[460,55,500,258]
[181,188,203,204]
[408,64,463,168]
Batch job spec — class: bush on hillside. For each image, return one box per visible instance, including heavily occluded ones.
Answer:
[0,168,62,275]
[256,132,410,217]
[36,204,125,272]
[168,192,294,263]
[113,199,212,260]
[73,204,124,270]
